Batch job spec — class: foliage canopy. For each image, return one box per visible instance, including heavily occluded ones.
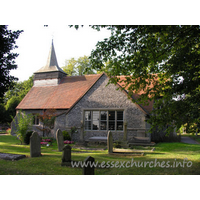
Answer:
[15,110,33,144]
[0,76,33,123]
[62,55,95,76]
[89,25,200,133]
[0,25,23,101]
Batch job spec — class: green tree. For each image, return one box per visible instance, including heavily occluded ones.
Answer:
[88,25,200,134]
[77,55,95,75]
[62,56,95,76]
[0,103,7,123]
[4,76,33,103]
[62,58,77,76]
[3,76,33,122]
[15,110,33,144]
[5,96,21,120]
[0,25,23,101]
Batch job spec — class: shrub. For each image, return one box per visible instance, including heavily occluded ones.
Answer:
[41,137,54,145]
[63,130,71,141]
[64,140,74,144]
[113,141,122,148]
[6,128,11,135]
[15,110,33,144]
[41,142,48,145]
[23,131,33,145]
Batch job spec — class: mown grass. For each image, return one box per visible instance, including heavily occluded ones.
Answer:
[0,135,200,175]
[0,131,7,134]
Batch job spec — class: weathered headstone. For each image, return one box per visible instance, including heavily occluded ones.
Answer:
[30,131,41,157]
[61,145,72,166]
[83,156,95,175]
[56,129,64,151]
[107,131,113,154]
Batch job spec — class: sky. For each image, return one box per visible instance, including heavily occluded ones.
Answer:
[9,25,111,82]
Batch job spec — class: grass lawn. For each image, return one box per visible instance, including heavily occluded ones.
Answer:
[0,135,200,175]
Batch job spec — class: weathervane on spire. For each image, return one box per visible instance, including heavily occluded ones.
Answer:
[44,25,54,41]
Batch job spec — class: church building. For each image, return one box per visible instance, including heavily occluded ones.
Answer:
[12,41,154,143]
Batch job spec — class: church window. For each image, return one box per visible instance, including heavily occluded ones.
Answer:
[33,115,39,125]
[84,110,124,131]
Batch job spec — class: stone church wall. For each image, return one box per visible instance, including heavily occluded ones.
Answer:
[65,74,148,142]
[11,109,67,138]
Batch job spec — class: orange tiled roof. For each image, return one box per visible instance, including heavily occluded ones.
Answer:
[117,75,155,113]
[16,74,103,110]
[17,73,154,114]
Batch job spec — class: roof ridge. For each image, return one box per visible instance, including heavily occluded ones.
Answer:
[65,73,104,114]
[65,74,101,78]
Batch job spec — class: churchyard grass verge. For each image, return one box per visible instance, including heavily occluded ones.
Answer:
[0,135,200,175]
[0,130,7,134]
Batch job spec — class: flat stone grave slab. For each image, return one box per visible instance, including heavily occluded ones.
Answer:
[113,148,155,153]
[0,152,26,161]
[88,137,107,143]
[129,142,155,146]
[108,148,145,156]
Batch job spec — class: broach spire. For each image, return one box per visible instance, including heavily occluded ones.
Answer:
[34,40,67,86]
[35,40,66,74]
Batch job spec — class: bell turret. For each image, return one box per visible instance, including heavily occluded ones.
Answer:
[34,40,67,86]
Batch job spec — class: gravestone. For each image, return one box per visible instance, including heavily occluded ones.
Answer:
[107,131,113,154]
[61,145,72,166]
[30,131,41,157]
[56,129,64,151]
[83,156,95,175]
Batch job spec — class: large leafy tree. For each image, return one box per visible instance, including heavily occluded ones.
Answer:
[62,55,95,76]
[4,76,33,103]
[0,25,23,101]
[62,57,77,76]
[76,55,95,75]
[1,76,33,123]
[89,25,200,133]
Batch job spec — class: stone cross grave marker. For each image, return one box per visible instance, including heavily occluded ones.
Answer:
[30,131,41,157]
[107,131,113,154]
[83,156,95,175]
[56,129,64,151]
[61,145,72,166]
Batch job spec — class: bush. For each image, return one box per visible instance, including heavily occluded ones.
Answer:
[63,130,71,141]
[113,141,122,148]
[15,110,33,144]
[6,128,11,135]
[23,131,33,145]
[41,137,54,145]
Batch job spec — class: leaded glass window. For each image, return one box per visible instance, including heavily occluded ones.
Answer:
[84,110,124,131]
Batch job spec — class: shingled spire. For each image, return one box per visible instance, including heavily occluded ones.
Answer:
[34,40,67,86]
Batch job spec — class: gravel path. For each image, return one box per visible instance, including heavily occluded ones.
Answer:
[181,136,199,144]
